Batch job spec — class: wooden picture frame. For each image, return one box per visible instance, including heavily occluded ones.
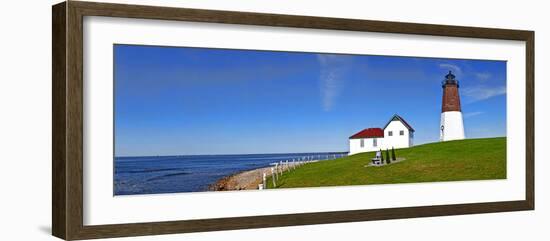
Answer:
[52,1,534,240]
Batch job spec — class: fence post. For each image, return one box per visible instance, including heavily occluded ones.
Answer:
[285,160,289,173]
[271,167,276,187]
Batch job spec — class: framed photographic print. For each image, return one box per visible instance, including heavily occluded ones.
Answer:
[52,1,534,240]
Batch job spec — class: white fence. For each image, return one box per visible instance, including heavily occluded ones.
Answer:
[260,153,347,189]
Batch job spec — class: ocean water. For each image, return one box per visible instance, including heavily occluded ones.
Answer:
[114,152,346,195]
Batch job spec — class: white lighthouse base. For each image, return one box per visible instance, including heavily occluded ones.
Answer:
[440,111,465,141]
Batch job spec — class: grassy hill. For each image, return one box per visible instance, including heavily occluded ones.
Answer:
[267,137,506,189]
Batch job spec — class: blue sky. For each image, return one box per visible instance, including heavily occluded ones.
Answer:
[114,45,506,156]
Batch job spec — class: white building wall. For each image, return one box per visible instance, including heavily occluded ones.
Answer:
[440,111,465,141]
[349,137,383,155]
[383,120,412,149]
[348,120,414,155]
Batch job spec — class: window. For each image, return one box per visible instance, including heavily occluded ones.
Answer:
[388,131,393,136]
[373,138,377,147]
[360,139,364,148]
[400,130,404,136]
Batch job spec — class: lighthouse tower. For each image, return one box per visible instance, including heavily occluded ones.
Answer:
[440,71,465,141]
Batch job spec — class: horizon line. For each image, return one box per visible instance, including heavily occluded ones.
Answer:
[114,136,506,158]
[115,150,350,159]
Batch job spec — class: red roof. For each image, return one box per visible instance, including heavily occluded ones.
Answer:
[349,128,384,139]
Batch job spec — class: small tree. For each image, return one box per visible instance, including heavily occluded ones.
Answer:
[379,149,384,163]
[391,147,396,161]
[385,149,391,164]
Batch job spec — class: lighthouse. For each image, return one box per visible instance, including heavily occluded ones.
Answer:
[440,71,465,141]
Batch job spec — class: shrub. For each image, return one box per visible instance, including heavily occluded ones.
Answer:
[386,149,391,164]
[380,149,384,162]
[391,147,396,161]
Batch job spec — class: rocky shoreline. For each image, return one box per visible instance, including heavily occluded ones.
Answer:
[209,166,274,191]
[209,161,311,191]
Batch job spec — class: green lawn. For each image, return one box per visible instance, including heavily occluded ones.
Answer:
[267,137,506,189]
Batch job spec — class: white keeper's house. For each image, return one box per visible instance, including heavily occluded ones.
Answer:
[348,114,414,155]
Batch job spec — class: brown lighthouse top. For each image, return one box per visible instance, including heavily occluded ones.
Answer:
[441,71,462,112]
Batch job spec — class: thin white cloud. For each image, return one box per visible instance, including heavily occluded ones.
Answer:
[438,63,462,75]
[464,111,484,118]
[475,72,492,81]
[317,54,354,111]
[462,85,506,103]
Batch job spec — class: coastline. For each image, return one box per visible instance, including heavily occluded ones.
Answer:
[115,153,342,195]
[210,161,312,191]
[209,166,273,191]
